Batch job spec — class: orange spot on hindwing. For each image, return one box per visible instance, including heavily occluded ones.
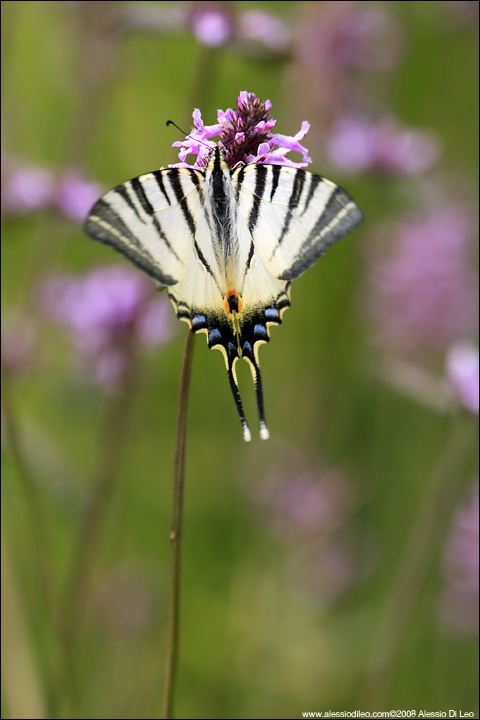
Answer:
[225,289,243,315]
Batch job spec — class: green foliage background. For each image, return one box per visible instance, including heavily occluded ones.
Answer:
[1,2,478,718]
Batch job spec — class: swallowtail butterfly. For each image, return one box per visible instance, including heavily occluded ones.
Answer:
[84,146,362,441]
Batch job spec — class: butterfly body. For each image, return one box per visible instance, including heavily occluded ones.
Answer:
[84,146,362,440]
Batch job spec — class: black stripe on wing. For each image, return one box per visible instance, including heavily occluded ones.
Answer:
[301,173,322,216]
[277,169,306,246]
[247,164,268,233]
[279,186,363,281]
[84,197,177,286]
[130,178,181,262]
[168,170,197,237]
[269,165,281,201]
[152,170,172,206]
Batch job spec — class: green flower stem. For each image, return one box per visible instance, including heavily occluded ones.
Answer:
[163,330,196,720]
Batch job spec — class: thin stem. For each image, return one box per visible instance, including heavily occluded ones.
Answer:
[163,330,196,720]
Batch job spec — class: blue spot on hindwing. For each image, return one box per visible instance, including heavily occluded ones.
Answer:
[254,324,268,337]
[208,328,222,345]
[265,308,279,321]
[192,314,207,331]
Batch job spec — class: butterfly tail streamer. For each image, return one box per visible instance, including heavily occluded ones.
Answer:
[226,360,252,443]
[241,345,270,441]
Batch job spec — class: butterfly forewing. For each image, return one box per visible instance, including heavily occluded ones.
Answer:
[84,167,208,287]
[233,164,362,281]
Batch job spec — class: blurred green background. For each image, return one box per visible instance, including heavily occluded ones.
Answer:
[1,2,478,719]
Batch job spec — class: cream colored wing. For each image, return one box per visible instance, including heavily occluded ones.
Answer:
[84,167,212,287]
[232,163,362,280]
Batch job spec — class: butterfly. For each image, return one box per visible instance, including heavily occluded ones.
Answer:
[84,146,362,441]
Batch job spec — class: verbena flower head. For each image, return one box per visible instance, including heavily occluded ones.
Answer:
[170,91,311,170]
[437,479,479,636]
[40,265,175,389]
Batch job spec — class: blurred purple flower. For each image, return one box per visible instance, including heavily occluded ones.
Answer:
[56,171,103,222]
[298,1,400,71]
[446,343,479,415]
[367,204,478,353]
[327,116,440,176]
[251,468,352,540]
[293,1,402,122]
[191,4,233,47]
[170,91,311,170]
[251,465,375,602]
[437,480,479,636]
[237,10,291,53]
[2,155,101,222]
[2,163,56,215]
[40,265,175,389]
[119,2,290,56]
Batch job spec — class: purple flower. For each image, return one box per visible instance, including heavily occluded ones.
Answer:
[237,10,291,53]
[170,91,311,170]
[298,1,401,72]
[367,204,478,353]
[2,154,102,222]
[437,480,479,636]
[2,162,56,215]
[56,170,103,222]
[40,265,175,389]
[293,1,402,122]
[118,3,290,56]
[327,116,440,176]
[191,5,233,47]
[250,466,374,602]
[446,343,479,415]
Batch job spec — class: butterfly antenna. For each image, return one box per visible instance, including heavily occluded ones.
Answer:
[241,347,270,441]
[166,120,215,151]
